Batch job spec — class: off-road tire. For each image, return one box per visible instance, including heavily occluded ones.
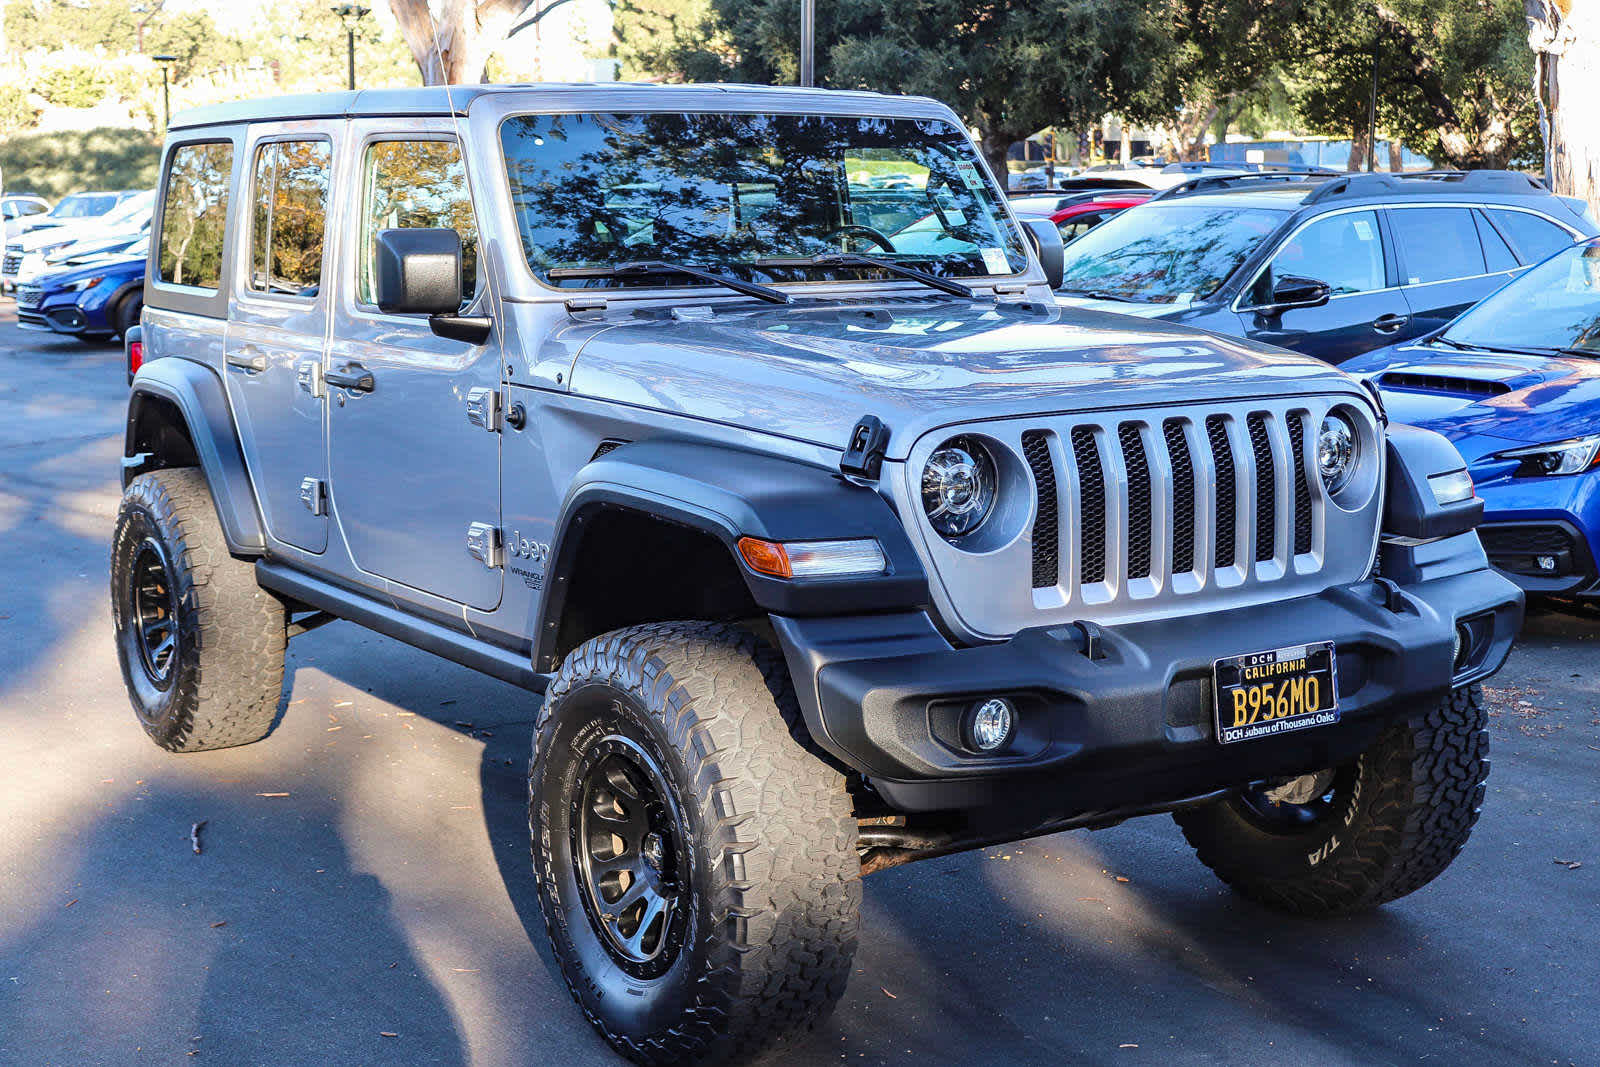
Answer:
[1175,685,1489,916]
[111,468,287,751]
[530,622,860,1065]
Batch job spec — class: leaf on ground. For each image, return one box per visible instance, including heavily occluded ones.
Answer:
[254,792,290,798]
[210,921,227,928]
[881,987,897,999]
[1554,859,1583,870]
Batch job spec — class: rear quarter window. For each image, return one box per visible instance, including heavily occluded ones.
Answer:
[1489,208,1576,264]
[158,142,234,292]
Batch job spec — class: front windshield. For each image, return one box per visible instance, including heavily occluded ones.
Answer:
[1443,241,1600,354]
[1058,204,1285,303]
[50,193,118,219]
[499,112,1029,289]
[100,190,155,230]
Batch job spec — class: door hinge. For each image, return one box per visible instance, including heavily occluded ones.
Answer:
[466,522,503,569]
[466,387,501,432]
[299,477,327,516]
[297,360,325,398]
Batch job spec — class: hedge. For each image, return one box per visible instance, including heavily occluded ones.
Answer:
[0,127,161,200]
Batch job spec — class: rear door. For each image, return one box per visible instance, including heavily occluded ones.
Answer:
[325,120,503,611]
[1235,207,1410,363]
[223,128,338,554]
[1387,205,1509,338]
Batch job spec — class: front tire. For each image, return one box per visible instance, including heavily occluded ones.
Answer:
[111,468,287,751]
[1175,685,1489,916]
[530,623,860,1065]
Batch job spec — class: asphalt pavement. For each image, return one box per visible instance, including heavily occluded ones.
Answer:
[0,307,1595,1067]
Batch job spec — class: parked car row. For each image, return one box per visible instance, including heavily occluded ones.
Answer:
[2,188,152,340]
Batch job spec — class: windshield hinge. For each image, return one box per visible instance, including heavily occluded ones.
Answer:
[992,283,1028,296]
[840,415,890,481]
[564,297,607,314]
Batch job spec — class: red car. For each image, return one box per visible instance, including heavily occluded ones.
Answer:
[1010,191,1152,244]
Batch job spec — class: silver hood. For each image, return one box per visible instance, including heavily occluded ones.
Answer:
[566,298,1360,459]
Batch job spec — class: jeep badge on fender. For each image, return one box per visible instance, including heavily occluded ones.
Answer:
[114,83,1522,1066]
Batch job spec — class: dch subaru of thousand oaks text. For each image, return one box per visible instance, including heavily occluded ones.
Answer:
[114,84,1521,1065]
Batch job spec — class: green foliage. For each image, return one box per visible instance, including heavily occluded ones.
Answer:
[0,128,161,200]
[610,0,717,80]
[1288,0,1536,168]
[37,62,111,109]
[0,84,37,134]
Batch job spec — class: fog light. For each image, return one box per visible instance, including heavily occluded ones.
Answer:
[1536,554,1557,573]
[1453,624,1468,669]
[964,697,1015,753]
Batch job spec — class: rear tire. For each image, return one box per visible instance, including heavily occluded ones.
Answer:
[111,468,287,751]
[530,622,860,1065]
[1175,685,1489,916]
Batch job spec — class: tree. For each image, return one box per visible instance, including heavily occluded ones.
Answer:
[611,0,716,81]
[387,0,580,84]
[1526,0,1600,216]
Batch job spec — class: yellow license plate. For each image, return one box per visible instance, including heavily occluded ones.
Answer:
[1212,641,1339,744]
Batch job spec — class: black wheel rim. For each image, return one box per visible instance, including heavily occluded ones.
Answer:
[571,735,688,979]
[1234,763,1358,833]
[128,538,179,689]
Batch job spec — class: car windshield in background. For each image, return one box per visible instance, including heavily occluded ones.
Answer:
[1057,204,1285,303]
[1441,241,1600,355]
[49,193,119,219]
[499,112,1029,289]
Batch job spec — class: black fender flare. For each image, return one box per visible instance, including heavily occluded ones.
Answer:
[125,357,266,555]
[531,440,929,670]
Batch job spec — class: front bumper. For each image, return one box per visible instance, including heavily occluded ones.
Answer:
[775,537,1521,814]
[16,300,92,335]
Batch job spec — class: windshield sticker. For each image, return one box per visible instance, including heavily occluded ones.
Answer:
[1353,218,1375,241]
[956,160,987,192]
[981,247,1010,274]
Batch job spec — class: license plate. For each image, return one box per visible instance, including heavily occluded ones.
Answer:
[1212,641,1339,744]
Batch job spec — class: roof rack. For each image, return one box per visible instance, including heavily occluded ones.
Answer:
[1301,169,1546,204]
[1147,170,1337,203]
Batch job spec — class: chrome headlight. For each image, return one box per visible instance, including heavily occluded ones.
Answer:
[921,435,997,539]
[1317,411,1360,495]
[1496,434,1600,477]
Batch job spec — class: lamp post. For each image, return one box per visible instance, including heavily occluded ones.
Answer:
[799,0,815,86]
[153,53,177,130]
[331,4,370,91]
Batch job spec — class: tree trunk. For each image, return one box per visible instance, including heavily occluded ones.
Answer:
[1348,125,1369,172]
[1389,139,1403,172]
[388,0,531,85]
[1527,0,1600,218]
[980,130,1014,191]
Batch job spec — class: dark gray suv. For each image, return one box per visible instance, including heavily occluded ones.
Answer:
[114,85,1522,1064]
[1056,170,1597,363]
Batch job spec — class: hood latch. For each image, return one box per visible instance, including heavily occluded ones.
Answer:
[840,415,890,481]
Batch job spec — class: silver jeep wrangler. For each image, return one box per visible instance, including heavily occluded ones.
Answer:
[114,84,1522,1064]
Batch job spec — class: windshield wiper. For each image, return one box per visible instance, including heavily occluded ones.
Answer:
[1430,335,1477,350]
[1059,287,1142,303]
[547,260,790,304]
[1435,336,1593,359]
[754,253,975,299]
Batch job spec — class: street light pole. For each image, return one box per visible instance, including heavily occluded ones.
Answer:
[1366,29,1380,173]
[799,0,815,87]
[330,4,370,91]
[153,53,177,130]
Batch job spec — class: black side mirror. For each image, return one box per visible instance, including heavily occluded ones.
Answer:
[1019,217,1065,289]
[1267,274,1332,312]
[375,227,462,315]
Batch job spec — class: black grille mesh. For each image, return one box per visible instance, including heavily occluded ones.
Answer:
[1072,427,1107,584]
[1021,430,1059,589]
[1247,413,1276,562]
[1206,416,1237,568]
[1287,413,1313,555]
[1119,424,1153,579]
[1164,419,1196,574]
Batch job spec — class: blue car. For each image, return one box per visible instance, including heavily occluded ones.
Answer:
[1346,236,1600,599]
[15,245,145,340]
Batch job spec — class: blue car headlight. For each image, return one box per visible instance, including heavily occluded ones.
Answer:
[1495,434,1600,477]
[60,275,103,293]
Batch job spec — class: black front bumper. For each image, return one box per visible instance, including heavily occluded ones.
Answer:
[774,537,1521,814]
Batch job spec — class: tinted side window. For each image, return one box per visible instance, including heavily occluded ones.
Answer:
[158,142,234,291]
[1252,209,1385,303]
[358,139,478,308]
[1390,207,1486,285]
[1474,210,1518,272]
[1058,210,1112,244]
[1489,209,1574,264]
[250,140,331,297]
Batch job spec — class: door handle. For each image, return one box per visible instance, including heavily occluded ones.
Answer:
[325,362,375,393]
[226,349,267,372]
[1372,313,1409,333]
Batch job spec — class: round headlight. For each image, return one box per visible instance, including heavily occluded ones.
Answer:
[921,436,996,539]
[1317,412,1359,495]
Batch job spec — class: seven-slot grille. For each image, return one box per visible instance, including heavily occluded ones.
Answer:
[1026,409,1317,593]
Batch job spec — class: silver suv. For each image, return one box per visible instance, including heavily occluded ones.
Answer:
[114,85,1522,1064]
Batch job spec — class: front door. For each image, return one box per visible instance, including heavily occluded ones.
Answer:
[326,122,503,611]
[224,128,337,553]
[1238,208,1412,364]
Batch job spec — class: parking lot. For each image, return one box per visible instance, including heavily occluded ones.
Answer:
[0,308,1594,1066]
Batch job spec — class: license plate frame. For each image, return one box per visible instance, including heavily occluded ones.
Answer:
[1212,641,1340,745]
